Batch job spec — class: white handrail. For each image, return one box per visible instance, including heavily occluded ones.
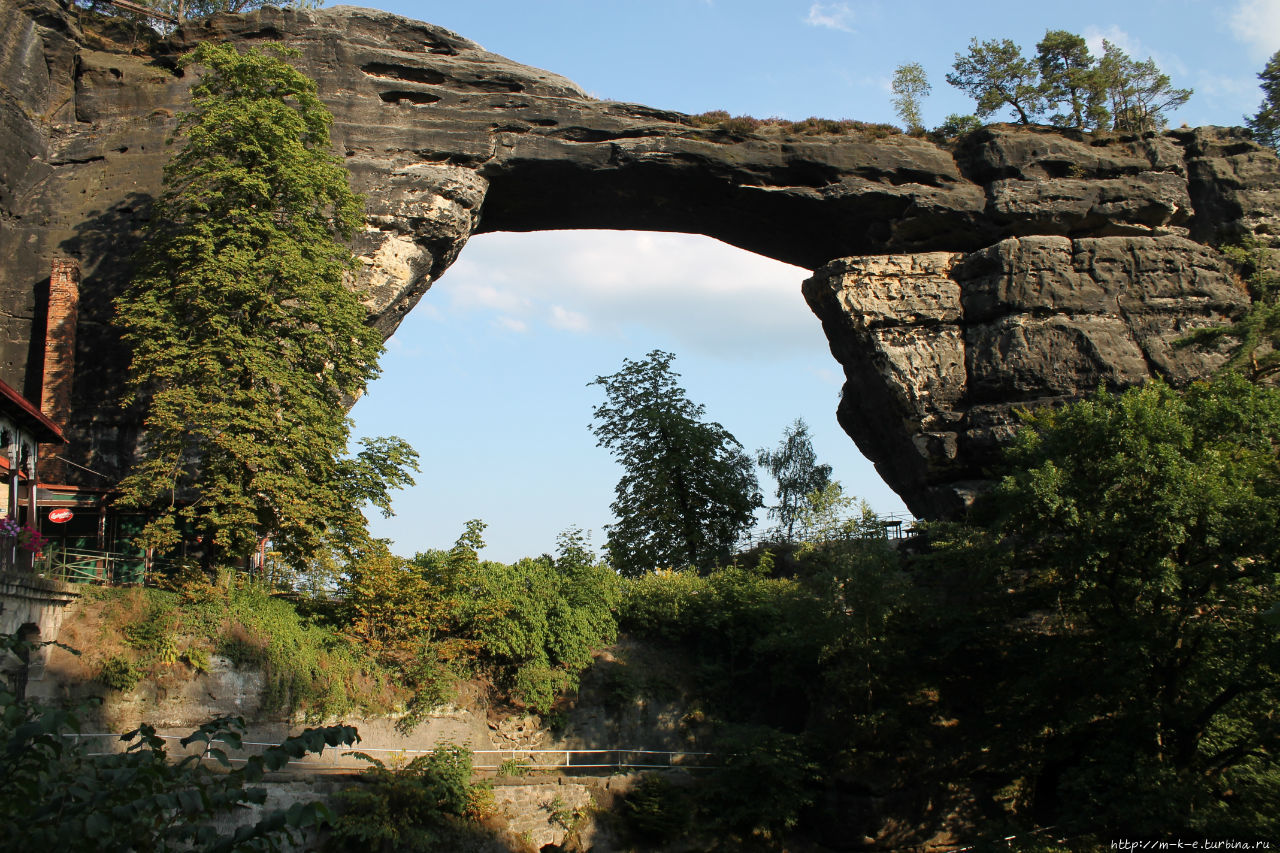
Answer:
[63,733,716,770]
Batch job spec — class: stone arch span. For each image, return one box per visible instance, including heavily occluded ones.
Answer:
[2,0,1276,516]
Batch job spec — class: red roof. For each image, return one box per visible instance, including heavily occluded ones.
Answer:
[0,380,65,444]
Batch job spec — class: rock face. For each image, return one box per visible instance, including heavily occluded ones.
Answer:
[2,0,1279,515]
[803,237,1248,516]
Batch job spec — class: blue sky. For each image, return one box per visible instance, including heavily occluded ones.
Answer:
[347,0,1280,563]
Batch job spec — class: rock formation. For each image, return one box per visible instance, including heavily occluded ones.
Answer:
[2,0,1278,515]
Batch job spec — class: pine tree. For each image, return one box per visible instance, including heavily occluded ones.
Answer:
[1246,49,1280,151]
[115,42,415,570]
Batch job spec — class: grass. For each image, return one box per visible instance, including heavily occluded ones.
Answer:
[67,581,401,720]
[686,110,902,139]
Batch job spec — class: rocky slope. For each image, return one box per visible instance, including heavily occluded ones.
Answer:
[3,0,1279,514]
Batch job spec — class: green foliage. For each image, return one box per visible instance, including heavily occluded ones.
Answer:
[98,654,143,692]
[327,746,494,852]
[88,584,392,719]
[756,418,832,543]
[946,30,1190,131]
[929,112,982,141]
[699,724,820,839]
[1095,39,1193,133]
[590,350,761,576]
[341,521,618,721]
[0,664,358,853]
[1247,49,1280,151]
[947,37,1046,124]
[890,62,931,133]
[970,375,1280,834]
[423,525,619,714]
[496,757,530,778]
[621,775,695,844]
[114,41,416,571]
[218,582,382,718]
[74,0,320,25]
[1179,241,1280,382]
[621,564,835,726]
[1036,30,1108,130]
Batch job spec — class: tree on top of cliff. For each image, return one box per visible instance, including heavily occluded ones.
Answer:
[947,30,1191,132]
[114,41,416,571]
[946,38,1046,125]
[1035,30,1109,130]
[1095,39,1193,134]
[590,350,761,577]
[1247,49,1280,151]
[890,63,931,135]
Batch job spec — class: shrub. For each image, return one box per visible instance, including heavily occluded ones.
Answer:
[622,774,695,844]
[327,745,495,852]
[98,654,141,692]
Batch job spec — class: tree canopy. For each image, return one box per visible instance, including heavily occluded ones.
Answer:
[1247,49,1280,151]
[115,42,416,570]
[977,375,1280,832]
[890,63,931,134]
[589,350,760,576]
[756,418,832,543]
[946,30,1191,132]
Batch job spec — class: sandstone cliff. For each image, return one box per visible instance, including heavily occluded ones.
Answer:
[2,0,1278,515]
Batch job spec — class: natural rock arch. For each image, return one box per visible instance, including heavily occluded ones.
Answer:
[2,0,1278,515]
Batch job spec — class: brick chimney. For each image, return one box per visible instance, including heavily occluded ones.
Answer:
[41,258,80,427]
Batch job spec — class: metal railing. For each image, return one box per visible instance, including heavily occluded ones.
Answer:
[35,546,146,585]
[63,733,715,772]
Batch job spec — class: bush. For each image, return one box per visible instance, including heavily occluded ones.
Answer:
[97,654,141,692]
[327,745,496,852]
[622,774,695,844]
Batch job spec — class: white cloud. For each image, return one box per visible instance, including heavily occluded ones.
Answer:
[804,2,855,33]
[1194,72,1257,100]
[1083,25,1137,58]
[1083,25,1187,78]
[496,316,527,333]
[549,305,590,332]
[1230,0,1280,58]
[432,230,819,360]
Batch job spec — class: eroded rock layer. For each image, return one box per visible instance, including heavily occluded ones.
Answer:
[2,0,1279,514]
[802,237,1248,516]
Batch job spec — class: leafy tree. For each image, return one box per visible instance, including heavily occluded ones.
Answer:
[946,37,1045,124]
[978,376,1280,834]
[1246,49,1280,151]
[462,528,619,711]
[1096,39,1192,133]
[890,62,931,134]
[115,42,416,571]
[756,419,832,543]
[1035,29,1108,129]
[589,350,760,576]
